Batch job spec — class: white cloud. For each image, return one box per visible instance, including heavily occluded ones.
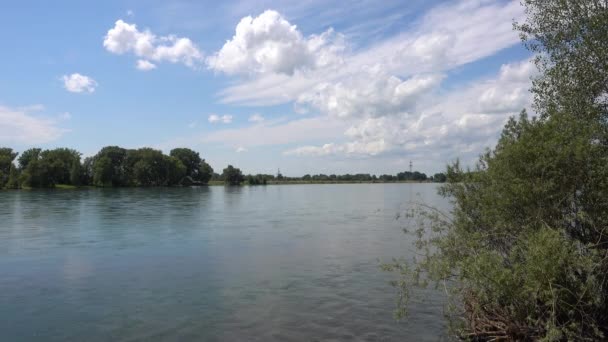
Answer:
[207,10,344,75]
[248,113,264,122]
[285,59,536,160]
[62,73,97,93]
[236,146,247,153]
[208,114,233,124]
[155,115,347,157]
[216,1,524,106]
[159,1,533,173]
[59,112,71,120]
[136,59,157,71]
[103,19,204,69]
[204,116,346,148]
[0,105,67,144]
[296,71,443,119]
[126,9,134,17]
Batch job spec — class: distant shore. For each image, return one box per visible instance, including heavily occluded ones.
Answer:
[5,180,441,190]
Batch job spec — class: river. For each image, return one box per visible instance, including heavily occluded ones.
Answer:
[0,184,450,341]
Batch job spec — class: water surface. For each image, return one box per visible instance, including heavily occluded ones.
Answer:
[0,184,449,341]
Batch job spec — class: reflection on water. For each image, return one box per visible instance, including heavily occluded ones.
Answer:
[0,184,449,341]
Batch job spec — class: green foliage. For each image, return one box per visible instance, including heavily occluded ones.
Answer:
[0,147,18,188]
[396,171,427,181]
[20,157,49,188]
[432,173,446,182]
[6,163,20,189]
[387,111,608,339]
[69,161,81,186]
[246,174,268,185]
[39,148,81,185]
[515,0,608,120]
[198,159,213,184]
[91,146,128,187]
[165,156,187,186]
[17,148,41,170]
[222,165,244,185]
[386,1,608,339]
[124,148,167,186]
[93,156,114,187]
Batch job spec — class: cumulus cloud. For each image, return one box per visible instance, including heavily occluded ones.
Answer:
[136,59,156,71]
[208,114,233,124]
[207,10,344,75]
[236,146,247,153]
[62,73,97,93]
[296,71,443,119]
[217,0,524,106]
[248,113,264,122]
[103,19,204,69]
[285,59,536,160]
[0,105,67,144]
[160,1,533,172]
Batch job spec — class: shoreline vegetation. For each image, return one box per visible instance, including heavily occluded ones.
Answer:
[383,1,608,340]
[0,146,446,190]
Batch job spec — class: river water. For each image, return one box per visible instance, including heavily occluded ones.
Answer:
[0,184,450,341]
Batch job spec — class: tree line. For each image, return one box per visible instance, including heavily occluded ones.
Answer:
[0,146,445,189]
[0,146,215,189]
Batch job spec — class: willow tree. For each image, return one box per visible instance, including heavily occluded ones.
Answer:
[387,1,608,340]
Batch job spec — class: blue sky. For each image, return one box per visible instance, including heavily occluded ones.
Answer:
[0,0,533,176]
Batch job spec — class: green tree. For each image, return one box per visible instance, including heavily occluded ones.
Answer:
[198,159,213,184]
[222,165,244,185]
[516,0,608,120]
[17,148,41,170]
[386,1,608,340]
[18,148,52,188]
[165,156,187,186]
[170,148,200,179]
[0,147,18,188]
[125,148,167,186]
[70,161,81,186]
[432,173,446,182]
[20,158,49,188]
[6,163,20,189]
[91,146,127,186]
[93,156,113,187]
[39,148,80,185]
[82,157,94,185]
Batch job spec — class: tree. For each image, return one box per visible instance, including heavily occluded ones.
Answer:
[82,157,94,185]
[0,147,18,188]
[125,148,167,186]
[39,148,81,185]
[165,156,186,186]
[385,1,608,339]
[222,165,244,185]
[70,161,81,186]
[516,0,608,121]
[6,163,20,189]
[91,146,127,186]
[170,148,200,180]
[20,158,48,188]
[432,173,446,182]
[198,159,213,184]
[17,148,41,170]
[93,156,113,187]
